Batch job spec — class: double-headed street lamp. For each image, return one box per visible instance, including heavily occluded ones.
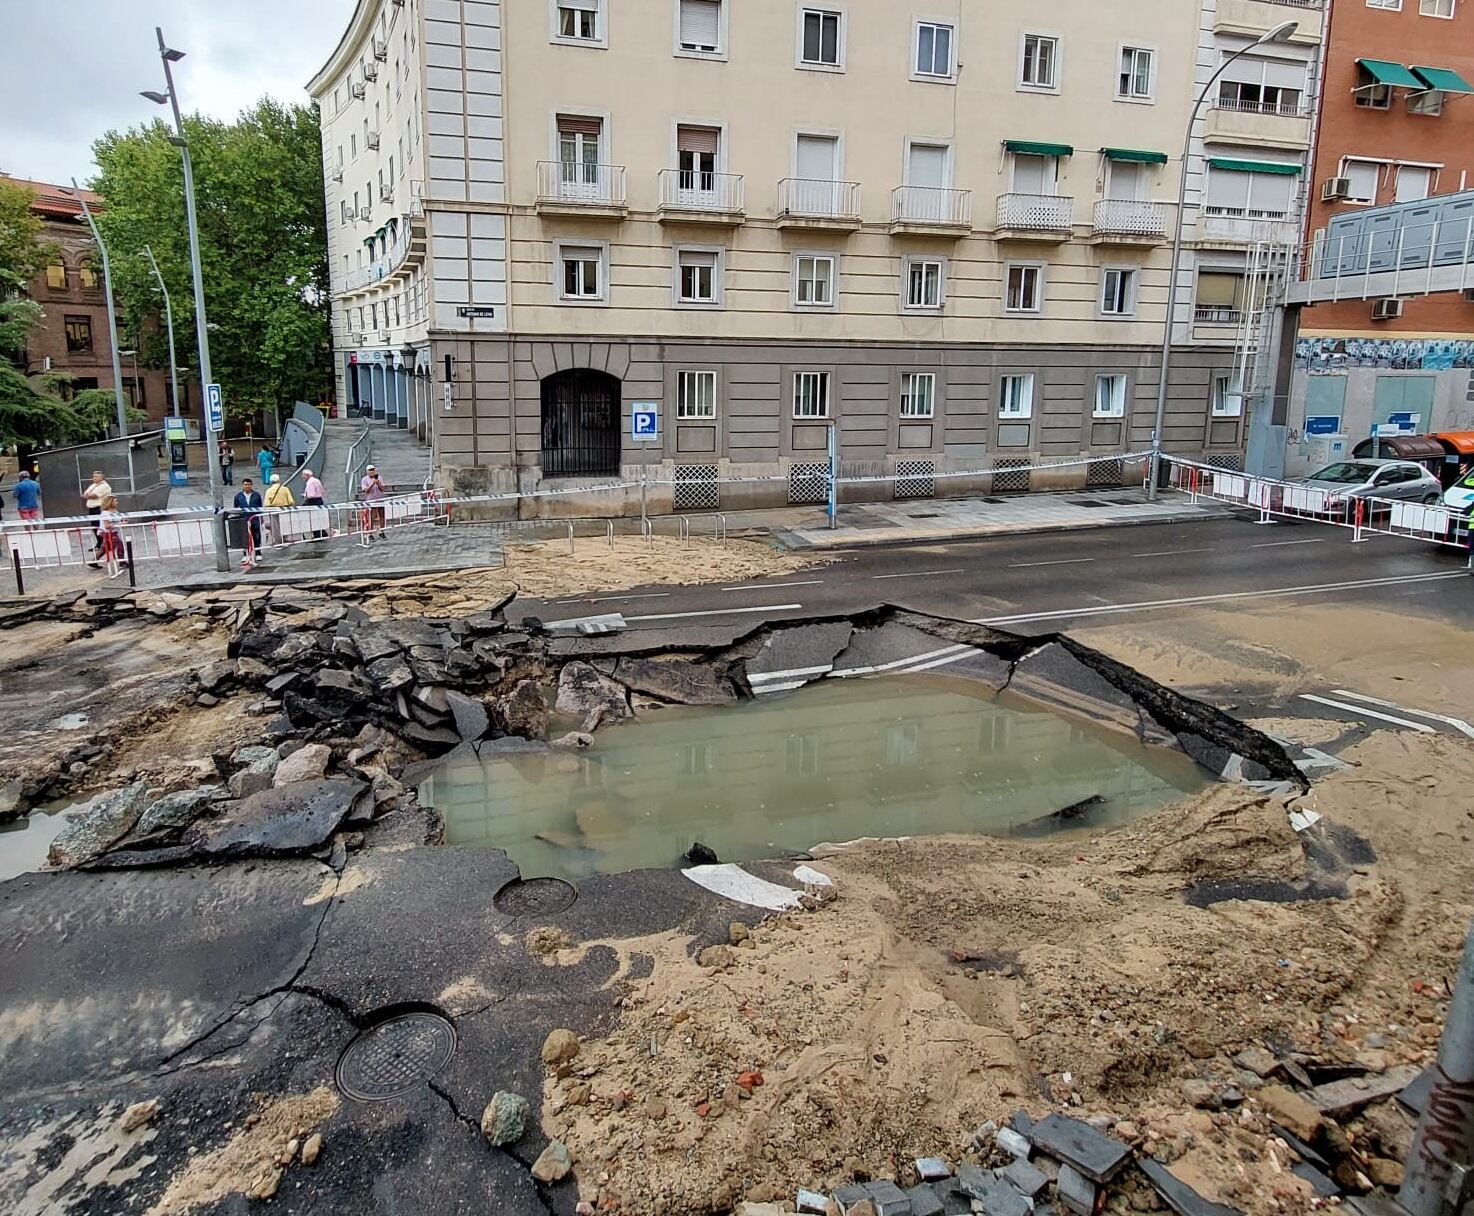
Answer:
[142,26,229,570]
[65,181,129,438]
[141,246,181,418]
[1146,19,1300,501]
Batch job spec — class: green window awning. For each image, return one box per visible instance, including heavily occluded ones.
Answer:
[1103,147,1169,165]
[1208,158,1303,176]
[1356,58,1424,90]
[1003,140,1074,158]
[1412,65,1474,94]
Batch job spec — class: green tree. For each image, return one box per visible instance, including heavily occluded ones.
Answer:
[0,177,48,359]
[89,98,331,421]
[0,367,143,449]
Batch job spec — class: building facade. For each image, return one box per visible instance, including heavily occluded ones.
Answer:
[310,0,1325,509]
[1284,0,1474,470]
[8,178,177,427]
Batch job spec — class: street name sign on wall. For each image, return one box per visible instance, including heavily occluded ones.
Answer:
[205,383,224,433]
[632,403,659,442]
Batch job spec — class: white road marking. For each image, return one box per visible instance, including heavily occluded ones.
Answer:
[871,568,964,580]
[1329,689,1474,739]
[681,864,802,910]
[973,571,1465,626]
[552,592,671,605]
[1009,558,1096,569]
[721,580,823,592]
[1133,547,1213,558]
[1252,539,1325,549]
[829,643,971,679]
[1298,694,1435,733]
[623,603,803,623]
[749,665,835,684]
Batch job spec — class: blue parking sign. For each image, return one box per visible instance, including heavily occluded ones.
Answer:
[205,383,225,433]
[632,403,659,442]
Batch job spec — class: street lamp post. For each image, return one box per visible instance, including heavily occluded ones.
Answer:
[143,27,228,570]
[1146,19,1301,501]
[67,181,128,438]
[142,246,182,418]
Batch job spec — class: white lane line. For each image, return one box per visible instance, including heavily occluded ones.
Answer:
[1252,539,1325,549]
[682,864,802,910]
[871,568,965,580]
[830,643,971,679]
[749,665,835,684]
[974,571,1464,626]
[1009,558,1096,569]
[552,592,671,605]
[1133,547,1213,558]
[721,580,823,592]
[1330,689,1474,739]
[624,603,803,623]
[1298,694,1436,733]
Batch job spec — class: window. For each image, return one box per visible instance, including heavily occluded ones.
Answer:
[78,264,97,290]
[1218,55,1307,115]
[1005,263,1043,313]
[45,263,66,289]
[904,258,945,310]
[677,370,717,419]
[1205,166,1296,218]
[350,133,358,158]
[1118,46,1154,100]
[1343,159,1381,204]
[676,125,720,193]
[906,141,951,188]
[1212,372,1244,418]
[1355,64,1392,109]
[1094,374,1127,418]
[915,21,955,79]
[793,371,831,418]
[1396,165,1433,202]
[557,115,604,191]
[1409,88,1445,115]
[800,8,843,68]
[1420,0,1455,16]
[1020,34,1059,89]
[558,243,604,300]
[794,254,836,307]
[794,133,840,184]
[999,374,1035,419]
[1100,267,1136,316]
[900,372,935,418]
[1195,271,1247,323]
[1011,152,1058,195]
[678,0,723,54]
[64,315,93,353]
[555,0,602,42]
[1366,0,1401,7]
[1106,160,1144,201]
[677,248,720,304]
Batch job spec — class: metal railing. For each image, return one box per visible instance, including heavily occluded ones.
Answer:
[997,192,1073,232]
[1194,306,1246,325]
[1212,97,1308,117]
[658,169,745,213]
[536,161,628,208]
[344,426,372,502]
[342,220,415,293]
[891,185,972,227]
[777,178,862,221]
[1092,198,1169,238]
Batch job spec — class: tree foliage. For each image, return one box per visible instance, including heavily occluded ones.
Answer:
[0,367,144,449]
[90,99,331,419]
[0,178,48,359]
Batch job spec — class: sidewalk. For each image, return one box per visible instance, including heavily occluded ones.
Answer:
[727,487,1230,550]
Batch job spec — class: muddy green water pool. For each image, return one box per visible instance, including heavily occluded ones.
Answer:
[419,676,1209,881]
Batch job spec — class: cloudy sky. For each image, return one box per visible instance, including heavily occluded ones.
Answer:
[1,0,356,186]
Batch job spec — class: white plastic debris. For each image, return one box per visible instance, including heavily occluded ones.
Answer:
[793,865,834,888]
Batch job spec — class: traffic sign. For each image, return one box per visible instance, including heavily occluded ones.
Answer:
[632,403,659,442]
[205,383,224,433]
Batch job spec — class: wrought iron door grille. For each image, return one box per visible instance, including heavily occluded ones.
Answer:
[1205,452,1244,472]
[1085,457,1124,489]
[789,462,829,504]
[991,459,1031,494]
[540,369,621,477]
[673,465,720,510]
[894,459,935,499]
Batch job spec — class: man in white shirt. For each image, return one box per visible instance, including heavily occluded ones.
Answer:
[83,470,112,565]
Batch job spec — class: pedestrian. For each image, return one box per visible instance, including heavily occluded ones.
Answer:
[301,467,327,538]
[264,473,295,547]
[98,495,125,579]
[82,470,112,566]
[233,477,264,567]
[219,439,235,486]
[12,470,41,528]
[360,464,387,539]
[257,445,275,486]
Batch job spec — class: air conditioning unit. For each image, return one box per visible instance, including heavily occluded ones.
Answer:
[373,38,388,61]
[358,206,372,221]
[363,61,379,81]
[350,81,365,99]
[331,167,344,183]
[379,183,394,202]
[380,331,392,344]
[1372,298,1404,320]
[1321,177,1353,202]
[1463,288,1474,303]
[366,131,381,150]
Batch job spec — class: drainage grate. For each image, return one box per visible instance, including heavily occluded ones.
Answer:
[788,462,829,505]
[991,459,1031,494]
[673,464,719,511]
[894,459,935,500]
[493,876,578,917]
[1068,499,1113,509]
[1085,457,1124,489]
[1205,453,1244,472]
[336,1011,457,1102]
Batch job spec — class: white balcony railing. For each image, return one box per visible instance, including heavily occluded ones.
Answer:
[778,178,861,221]
[1194,306,1245,325]
[891,185,972,227]
[658,169,745,213]
[996,192,1074,232]
[536,161,628,208]
[1213,97,1307,117]
[1092,198,1169,238]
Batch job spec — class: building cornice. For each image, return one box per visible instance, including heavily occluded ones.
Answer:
[306,0,379,99]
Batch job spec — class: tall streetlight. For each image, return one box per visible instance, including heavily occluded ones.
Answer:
[1146,19,1301,501]
[65,181,128,438]
[142,246,181,418]
[142,27,228,570]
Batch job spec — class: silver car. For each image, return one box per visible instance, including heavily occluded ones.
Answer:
[1297,459,1444,517]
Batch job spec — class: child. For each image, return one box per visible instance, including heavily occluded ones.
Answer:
[98,495,125,579]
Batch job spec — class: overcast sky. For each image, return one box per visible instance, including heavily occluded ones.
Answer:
[1,0,356,186]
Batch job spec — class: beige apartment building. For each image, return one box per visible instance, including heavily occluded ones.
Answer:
[309,0,1324,509]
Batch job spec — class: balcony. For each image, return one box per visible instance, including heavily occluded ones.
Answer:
[339,183,427,295]
[1214,0,1324,44]
[995,193,1074,242]
[1090,199,1169,245]
[1205,101,1312,151]
[777,178,862,232]
[1193,305,1248,342]
[657,170,745,225]
[889,186,972,236]
[535,162,629,219]
[1198,207,1299,246]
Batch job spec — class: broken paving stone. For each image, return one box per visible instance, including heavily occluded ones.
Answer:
[550,731,593,751]
[1255,1085,1323,1141]
[611,656,737,706]
[300,1133,322,1166]
[915,1157,951,1182]
[444,689,490,741]
[1002,1159,1050,1198]
[1290,1161,1340,1197]
[1308,1065,1420,1117]
[47,784,152,868]
[861,1180,910,1216]
[555,661,631,723]
[530,1139,572,1184]
[956,1164,997,1199]
[194,778,365,860]
[1137,1159,1241,1216]
[796,1189,830,1214]
[480,1091,530,1147]
[906,1184,946,1216]
[698,945,735,969]
[1029,1113,1131,1183]
[499,679,550,739]
[1182,1079,1221,1110]
[1233,1046,1280,1078]
[994,1126,1032,1160]
[1056,1164,1100,1216]
[273,743,331,787]
[540,1028,580,1068]
[133,787,218,836]
[118,1099,160,1132]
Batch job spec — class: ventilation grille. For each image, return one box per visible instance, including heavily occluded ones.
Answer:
[673,464,720,511]
[789,462,829,505]
[894,459,935,499]
[1205,452,1245,472]
[1085,457,1124,489]
[991,458,1031,494]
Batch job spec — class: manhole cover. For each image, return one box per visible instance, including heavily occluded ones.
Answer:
[336,1011,457,1102]
[493,876,577,917]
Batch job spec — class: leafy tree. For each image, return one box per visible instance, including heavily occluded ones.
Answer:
[0,178,48,359]
[89,99,331,421]
[0,366,143,449]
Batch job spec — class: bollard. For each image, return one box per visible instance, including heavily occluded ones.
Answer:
[11,549,23,596]
[605,519,614,551]
[1400,916,1474,1216]
[125,540,137,587]
[568,521,575,556]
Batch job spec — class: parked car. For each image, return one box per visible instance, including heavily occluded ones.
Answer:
[1296,459,1444,519]
[1442,467,1474,519]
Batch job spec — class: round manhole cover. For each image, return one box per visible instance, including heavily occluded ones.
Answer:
[336,1011,457,1102]
[493,877,577,917]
